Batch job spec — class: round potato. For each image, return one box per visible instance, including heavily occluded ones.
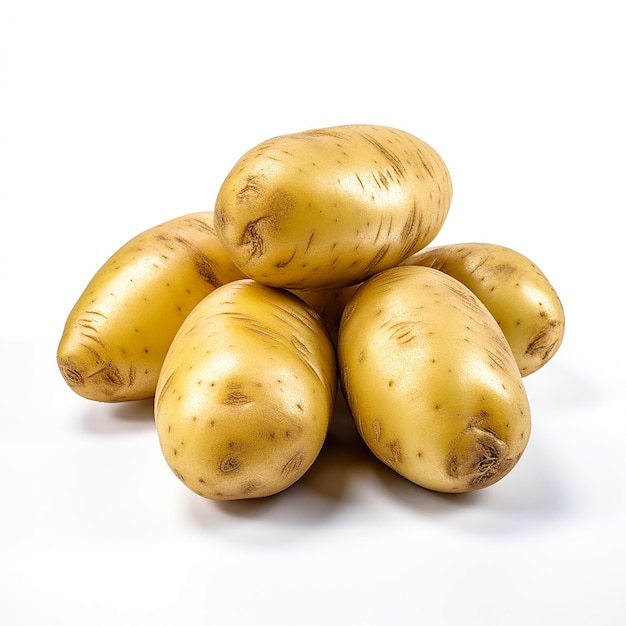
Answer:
[402,242,565,376]
[57,212,245,402]
[214,124,452,289]
[338,265,531,493]
[154,279,337,500]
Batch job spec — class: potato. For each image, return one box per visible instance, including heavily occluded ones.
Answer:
[401,242,565,376]
[214,124,452,289]
[154,279,337,500]
[57,212,246,402]
[338,265,531,493]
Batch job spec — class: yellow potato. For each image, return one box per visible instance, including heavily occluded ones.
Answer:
[338,265,531,493]
[402,242,565,376]
[57,212,246,402]
[154,279,337,500]
[214,124,452,289]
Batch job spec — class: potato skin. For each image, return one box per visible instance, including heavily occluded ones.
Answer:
[154,279,337,500]
[402,242,565,376]
[57,212,246,402]
[214,124,452,289]
[291,283,361,347]
[338,265,531,493]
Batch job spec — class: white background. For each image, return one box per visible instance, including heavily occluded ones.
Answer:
[1,1,624,624]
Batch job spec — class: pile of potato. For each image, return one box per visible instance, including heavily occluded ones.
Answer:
[57,124,565,500]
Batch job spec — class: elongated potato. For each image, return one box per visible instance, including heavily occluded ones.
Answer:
[338,265,531,493]
[402,242,565,376]
[57,212,246,402]
[214,124,452,289]
[155,279,337,500]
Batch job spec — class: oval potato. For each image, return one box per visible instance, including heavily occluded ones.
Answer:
[214,124,452,289]
[338,265,531,493]
[57,212,246,402]
[402,242,565,376]
[155,279,337,500]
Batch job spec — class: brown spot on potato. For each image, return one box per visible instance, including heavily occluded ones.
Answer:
[525,328,559,360]
[387,440,403,465]
[491,263,517,276]
[446,424,512,489]
[224,391,254,405]
[236,173,265,203]
[59,365,83,386]
[220,455,241,473]
[195,256,220,288]
[281,452,304,475]
[241,217,270,258]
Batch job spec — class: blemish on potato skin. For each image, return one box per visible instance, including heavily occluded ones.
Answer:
[387,439,403,465]
[236,173,265,203]
[525,327,559,361]
[220,454,241,473]
[446,425,512,489]
[281,452,304,475]
[59,365,83,386]
[224,390,254,405]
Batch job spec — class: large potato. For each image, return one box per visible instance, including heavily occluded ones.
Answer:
[402,242,565,376]
[57,212,246,402]
[338,265,531,493]
[154,279,337,500]
[214,124,452,289]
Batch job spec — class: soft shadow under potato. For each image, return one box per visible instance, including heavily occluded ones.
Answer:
[80,398,155,435]
[296,393,375,501]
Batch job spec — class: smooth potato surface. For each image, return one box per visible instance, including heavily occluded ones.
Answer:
[338,265,531,493]
[154,279,337,500]
[57,212,245,402]
[402,242,565,376]
[214,124,452,289]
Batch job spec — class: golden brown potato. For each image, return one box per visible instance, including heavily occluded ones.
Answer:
[155,279,337,500]
[338,265,531,493]
[214,124,452,289]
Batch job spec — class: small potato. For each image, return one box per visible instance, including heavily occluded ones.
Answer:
[214,124,452,289]
[154,279,337,500]
[401,242,565,376]
[57,212,246,402]
[338,265,531,493]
